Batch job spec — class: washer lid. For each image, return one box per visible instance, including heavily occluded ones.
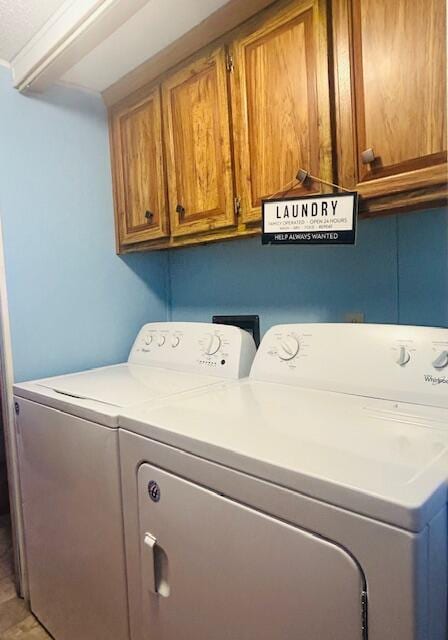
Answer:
[120,379,448,532]
[35,364,217,407]
[14,364,218,427]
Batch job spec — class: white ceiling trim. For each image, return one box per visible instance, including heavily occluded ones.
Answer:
[55,77,101,96]
[11,0,148,92]
[62,0,229,93]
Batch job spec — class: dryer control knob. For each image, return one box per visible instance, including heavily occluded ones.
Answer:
[432,350,448,370]
[277,335,300,361]
[396,346,411,367]
[171,335,181,348]
[158,335,166,347]
[144,334,153,346]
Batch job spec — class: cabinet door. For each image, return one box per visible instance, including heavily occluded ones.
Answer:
[230,0,333,224]
[162,47,236,238]
[110,87,169,248]
[334,0,447,207]
[137,463,365,640]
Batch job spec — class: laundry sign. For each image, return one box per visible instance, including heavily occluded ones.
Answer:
[262,192,358,245]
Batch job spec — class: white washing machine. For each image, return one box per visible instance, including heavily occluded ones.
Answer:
[14,321,256,640]
[119,323,448,640]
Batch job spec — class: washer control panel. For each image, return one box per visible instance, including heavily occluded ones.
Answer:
[129,322,256,379]
[251,324,448,409]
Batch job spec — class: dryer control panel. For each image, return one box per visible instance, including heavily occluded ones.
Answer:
[250,324,448,409]
[129,322,256,379]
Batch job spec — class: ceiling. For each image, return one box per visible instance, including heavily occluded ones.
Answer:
[0,0,67,62]
[0,0,230,93]
[61,0,229,92]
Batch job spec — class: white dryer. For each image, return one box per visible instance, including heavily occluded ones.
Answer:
[119,323,448,640]
[14,321,256,640]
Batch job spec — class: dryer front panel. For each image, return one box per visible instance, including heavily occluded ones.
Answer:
[137,463,366,640]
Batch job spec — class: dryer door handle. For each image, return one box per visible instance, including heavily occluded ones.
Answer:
[143,533,158,596]
[142,532,170,598]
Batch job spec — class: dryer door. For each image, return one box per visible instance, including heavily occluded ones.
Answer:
[137,463,366,640]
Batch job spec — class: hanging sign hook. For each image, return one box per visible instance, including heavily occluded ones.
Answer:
[296,169,353,193]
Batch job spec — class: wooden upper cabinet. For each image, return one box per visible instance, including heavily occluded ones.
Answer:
[108,0,447,252]
[333,0,447,208]
[230,0,333,224]
[162,47,236,238]
[110,87,169,248]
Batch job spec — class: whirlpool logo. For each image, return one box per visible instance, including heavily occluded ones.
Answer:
[424,374,448,386]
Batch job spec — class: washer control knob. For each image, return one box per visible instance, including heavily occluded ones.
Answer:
[144,334,153,346]
[158,335,166,347]
[204,334,222,356]
[171,335,181,348]
[277,335,300,361]
[432,350,448,370]
[396,346,411,367]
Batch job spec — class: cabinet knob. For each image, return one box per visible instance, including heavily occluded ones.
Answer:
[176,204,185,216]
[361,148,376,165]
[145,210,154,223]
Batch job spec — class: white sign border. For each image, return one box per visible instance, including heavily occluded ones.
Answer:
[261,191,358,245]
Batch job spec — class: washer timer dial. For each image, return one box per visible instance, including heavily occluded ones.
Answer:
[277,335,300,361]
[204,333,222,356]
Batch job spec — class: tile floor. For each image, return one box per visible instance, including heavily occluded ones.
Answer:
[0,515,51,639]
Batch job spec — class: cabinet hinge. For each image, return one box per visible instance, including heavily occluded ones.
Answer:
[361,591,368,640]
[226,52,234,73]
[234,196,241,216]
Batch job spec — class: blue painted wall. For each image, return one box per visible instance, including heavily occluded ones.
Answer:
[169,208,448,334]
[0,67,168,382]
[397,208,448,327]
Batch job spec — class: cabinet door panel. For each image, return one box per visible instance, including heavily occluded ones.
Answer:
[231,0,333,223]
[162,47,235,237]
[334,0,447,205]
[354,0,446,180]
[111,87,169,247]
